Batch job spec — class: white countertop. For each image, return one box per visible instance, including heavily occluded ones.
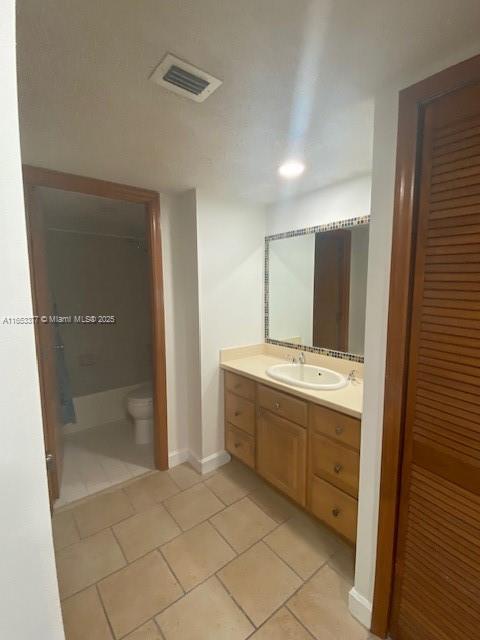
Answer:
[221,354,363,419]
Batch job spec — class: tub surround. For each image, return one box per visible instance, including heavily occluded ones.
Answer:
[220,343,363,419]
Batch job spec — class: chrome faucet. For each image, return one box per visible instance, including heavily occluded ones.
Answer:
[298,351,306,365]
[348,369,359,384]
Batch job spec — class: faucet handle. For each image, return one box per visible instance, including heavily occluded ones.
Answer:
[348,369,359,383]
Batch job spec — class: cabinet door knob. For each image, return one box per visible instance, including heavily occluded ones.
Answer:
[234,410,241,417]
[332,507,341,518]
[273,402,280,410]
[334,463,343,474]
[234,442,241,448]
[335,426,344,435]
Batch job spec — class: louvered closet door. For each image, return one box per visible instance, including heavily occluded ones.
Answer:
[390,82,480,640]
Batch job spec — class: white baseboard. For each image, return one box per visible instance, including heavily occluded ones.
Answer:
[64,383,147,434]
[187,450,231,474]
[348,587,372,629]
[168,448,189,467]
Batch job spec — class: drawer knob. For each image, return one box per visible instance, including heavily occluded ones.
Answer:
[234,442,241,448]
[332,507,341,518]
[234,410,241,417]
[335,426,344,435]
[334,463,343,474]
[273,402,281,410]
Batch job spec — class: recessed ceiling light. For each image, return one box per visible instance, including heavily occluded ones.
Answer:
[278,160,305,179]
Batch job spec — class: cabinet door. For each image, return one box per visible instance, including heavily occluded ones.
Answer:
[257,408,306,505]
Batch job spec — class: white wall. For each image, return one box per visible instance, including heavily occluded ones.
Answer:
[196,191,266,461]
[266,174,371,235]
[351,40,480,628]
[161,191,202,464]
[0,3,64,638]
[269,234,315,344]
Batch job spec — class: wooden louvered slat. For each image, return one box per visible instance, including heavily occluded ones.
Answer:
[433,133,480,158]
[431,162,480,186]
[390,81,480,640]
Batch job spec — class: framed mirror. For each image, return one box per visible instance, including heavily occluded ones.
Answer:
[265,216,370,362]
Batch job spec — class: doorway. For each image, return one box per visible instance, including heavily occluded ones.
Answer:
[24,166,168,509]
[371,55,480,638]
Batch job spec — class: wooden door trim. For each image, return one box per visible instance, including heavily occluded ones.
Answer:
[371,53,480,638]
[23,166,169,472]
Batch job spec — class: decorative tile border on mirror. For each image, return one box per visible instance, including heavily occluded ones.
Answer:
[264,214,370,364]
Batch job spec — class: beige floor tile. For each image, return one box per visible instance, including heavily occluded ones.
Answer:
[249,484,300,523]
[73,489,134,538]
[218,542,302,626]
[124,473,179,512]
[204,470,250,505]
[62,586,112,640]
[167,463,202,489]
[287,565,369,640]
[210,497,277,552]
[327,542,356,585]
[123,620,163,639]
[113,504,181,562]
[250,607,313,639]
[264,514,339,579]
[156,576,253,640]
[163,483,224,530]
[52,510,80,551]
[98,550,182,638]
[161,521,235,591]
[204,462,262,505]
[56,529,126,599]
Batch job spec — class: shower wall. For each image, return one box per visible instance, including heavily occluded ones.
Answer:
[46,230,152,428]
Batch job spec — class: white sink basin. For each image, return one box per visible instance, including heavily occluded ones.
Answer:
[266,363,348,390]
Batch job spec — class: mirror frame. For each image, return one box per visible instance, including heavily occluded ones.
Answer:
[264,215,370,363]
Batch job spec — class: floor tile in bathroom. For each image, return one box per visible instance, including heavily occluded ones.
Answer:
[210,496,277,552]
[61,586,113,640]
[218,541,302,626]
[287,564,370,640]
[163,482,224,530]
[57,420,155,508]
[264,514,340,579]
[161,521,235,591]
[156,576,254,640]
[73,488,134,538]
[98,550,182,638]
[53,460,370,640]
[56,528,126,599]
[250,607,314,639]
[113,504,180,562]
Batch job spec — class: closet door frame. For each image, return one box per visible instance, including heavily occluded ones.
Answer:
[371,54,480,638]
[23,165,169,479]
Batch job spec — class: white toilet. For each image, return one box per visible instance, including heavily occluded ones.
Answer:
[127,383,153,445]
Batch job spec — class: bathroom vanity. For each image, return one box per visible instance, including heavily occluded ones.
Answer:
[222,359,361,545]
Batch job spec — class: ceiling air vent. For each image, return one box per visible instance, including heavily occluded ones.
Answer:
[150,54,222,103]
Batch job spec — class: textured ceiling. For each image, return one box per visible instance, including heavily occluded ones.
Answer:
[16,0,480,204]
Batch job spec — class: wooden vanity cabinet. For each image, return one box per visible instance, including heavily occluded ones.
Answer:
[224,371,256,468]
[224,371,361,544]
[257,407,307,505]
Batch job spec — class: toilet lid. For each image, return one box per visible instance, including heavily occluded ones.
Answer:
[128,383,152,401]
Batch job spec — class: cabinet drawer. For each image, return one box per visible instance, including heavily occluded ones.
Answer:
[225,391,255,436]
[226,424,255,468]
[309,476,358,544]
[257,408,306,505]
[257,384,307,427]
[225,371,255,402]
[310,433,359,497]
[310,404,360,451]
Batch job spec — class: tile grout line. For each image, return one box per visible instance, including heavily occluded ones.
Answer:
[95,582,117,640]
